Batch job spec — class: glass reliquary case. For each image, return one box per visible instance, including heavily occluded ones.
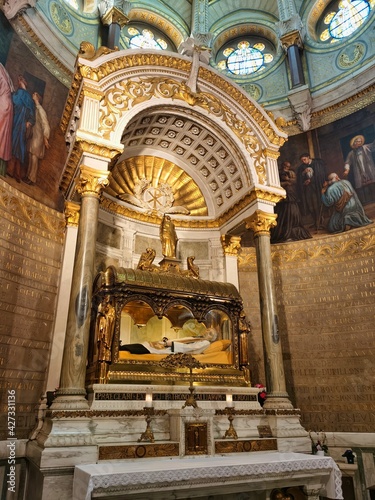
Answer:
[87,265,251,387]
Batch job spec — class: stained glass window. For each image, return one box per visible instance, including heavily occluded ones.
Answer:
[319,0,372,42]
[127,27,168,50]
[65,0,78,8]
[217,39,274,76]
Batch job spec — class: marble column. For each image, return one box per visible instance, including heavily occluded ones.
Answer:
[46,201,80,394]
[51,166,109,410]
[280,30,305,88]
[245,210,293,410]
[98,1,130,49]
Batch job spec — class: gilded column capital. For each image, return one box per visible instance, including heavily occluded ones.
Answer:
[59,139,122,196]
[64,201,81,227]
[99,6,129,28]
[221,235,242,256]
[245,210,277,236]
[280,29,304,50]
[82,87,105,100]
[75,166,110,198]
[262,148,280,160]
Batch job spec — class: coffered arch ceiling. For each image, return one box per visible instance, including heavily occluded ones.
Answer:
[105,107,252,220]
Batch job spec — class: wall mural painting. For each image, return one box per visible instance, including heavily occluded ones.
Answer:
[340,126,375,206]
[0,11,67,212]
[276,107,375,244]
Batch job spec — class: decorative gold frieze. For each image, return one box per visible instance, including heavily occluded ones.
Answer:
[64,201,80,227]
[221,235,242,256]
[79,52,191,82]
[17,16,72,80]
[100,186,283,229]
[285,83,375,136]
[61,49,285,180]
[75,166,110,197]
[129,9,184,49]
[238,249,259,270]
[239,225,375,270]
[47,409,167,419]
[99,442,180,460]
[82,87,105,100]
[0,179,65,239]
[215,438,277,454]
[245,210,278,236]
[108,369,246,386]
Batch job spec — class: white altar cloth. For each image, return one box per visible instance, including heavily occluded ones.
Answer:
[73,452,342,500]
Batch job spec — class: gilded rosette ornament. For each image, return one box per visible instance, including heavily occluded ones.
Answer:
[75,166,110,197]
[245,210,277,236]
[64,201,80,226]
[221,235,242,256]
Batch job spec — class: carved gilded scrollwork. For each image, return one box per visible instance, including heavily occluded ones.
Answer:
[64,201,80,227]
[199,67,286,148]
[100,76,268,183]
[75,166,110,197]
[75,50,284,146]
[221,235,242,256]
[245,210,278,236]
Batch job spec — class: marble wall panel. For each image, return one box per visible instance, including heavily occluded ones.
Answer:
[97,222,122,249]
[239,225,375,433]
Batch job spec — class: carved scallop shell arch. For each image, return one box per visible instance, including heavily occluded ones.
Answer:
[107,155,208,217]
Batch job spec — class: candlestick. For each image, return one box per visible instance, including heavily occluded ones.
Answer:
[226,393,234,408]
[145,392,153,407]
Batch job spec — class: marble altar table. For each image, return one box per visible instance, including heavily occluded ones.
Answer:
[73,451,343,499]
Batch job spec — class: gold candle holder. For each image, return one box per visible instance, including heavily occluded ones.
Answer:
[138,407,155,443]
[223,407,238,440]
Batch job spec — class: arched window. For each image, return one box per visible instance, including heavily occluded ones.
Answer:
[216,38,274,76]
[122,25,174,51]
[319,0,372,43]
[65,0,79,8]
